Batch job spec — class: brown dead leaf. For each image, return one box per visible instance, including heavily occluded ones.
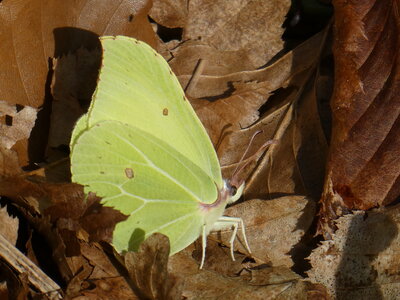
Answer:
[0,177,43,214]
[308,205,400,299]
[0,176,139,299]
[150,0,187,28]
[0,176,128,289]
[0,147,20,177]
[0,264,30,300]
[185,0,290,69]
[0,101,37,150]
[0,178,125,247]
[169,41,264,80]
[191,81,273,148]
[41,186,127,246]
[169,196,315,273]
[209,196,316,268]
[125,233,182,300]
[65,242,138,299]
[0,206,18,245]
[173,29,326,99]
[72,277,139,300]
[40,186,127,271]
[168,258,326,300]
[0,0,157,165]
[0,0,156,108]
[180,30,329,200]
[0,176,95,218]
[0,282,7,300]
[151,0,290,69]
[80,243,120,278]
[243,32,330,200]
[318,0,400,233]
[64,254,94,297]
[0,101,37,171]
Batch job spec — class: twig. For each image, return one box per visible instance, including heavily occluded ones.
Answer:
[0,233,62,299]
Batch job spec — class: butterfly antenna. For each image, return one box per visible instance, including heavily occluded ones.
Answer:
[232,130,262,177]
[231,132,278,187]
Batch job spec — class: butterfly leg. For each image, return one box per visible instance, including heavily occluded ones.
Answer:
[200,224,207,269]
[212,216,251,261]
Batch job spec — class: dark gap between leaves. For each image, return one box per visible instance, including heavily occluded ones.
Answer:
[5,115,12,126]
[15,104,24,112]
[258,86,296,118]
[0,198,65,287]
[282,0,333,50]
[289,200,323,277]
[31,230,65,287]
[148,16,183,43]
[25,58,54,171]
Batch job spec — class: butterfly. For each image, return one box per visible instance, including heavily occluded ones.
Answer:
[70,36,253,268]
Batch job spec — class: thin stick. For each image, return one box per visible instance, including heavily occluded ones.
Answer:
[184,59,205,95]
[0,233,62,299]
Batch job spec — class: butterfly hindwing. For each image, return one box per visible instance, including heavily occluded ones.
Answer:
[71,120,212,253]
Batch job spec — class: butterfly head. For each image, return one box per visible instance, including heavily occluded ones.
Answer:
[225,136,278,204]
[225,179,245,204]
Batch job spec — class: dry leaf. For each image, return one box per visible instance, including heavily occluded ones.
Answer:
[173,30,326,99]
[0,282,8,300]
[0,101,37,169]
[0,101,36,149]
[169,196,315,273]
[243,29,330,200]
[72,277,137,300]
[173,31,329,203]
[210,196,316,268]
[65,242,138,299]
[0,0,156,108]
[169,41,258,78]
[0,0,157,164]
[319,0,400,234]
[168,259,326,300]
[151,0,290,70]
[0,147,20,177]
[185,0,290,68]
[125,233,182,300]
[308,205,400,299]
[0,177,129,290]
[0,264,30,300]
[0,206,18,245]
[150,0,188,28]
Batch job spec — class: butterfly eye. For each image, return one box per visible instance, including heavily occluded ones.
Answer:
[231,185,238,196]
[226,181,237,196]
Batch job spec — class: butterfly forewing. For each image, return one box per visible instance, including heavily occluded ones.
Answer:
[72,36,223,192]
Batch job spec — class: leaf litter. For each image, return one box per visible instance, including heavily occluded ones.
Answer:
[0,0,399,299]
